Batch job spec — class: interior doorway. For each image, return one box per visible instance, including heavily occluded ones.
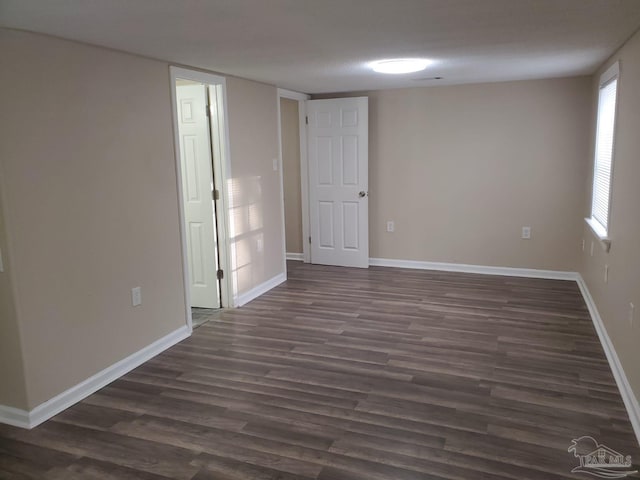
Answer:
[278,89,310,271]
[170,67,233,330]
[278,91,369,269]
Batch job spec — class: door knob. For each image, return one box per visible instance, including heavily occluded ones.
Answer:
[358,191,368,198]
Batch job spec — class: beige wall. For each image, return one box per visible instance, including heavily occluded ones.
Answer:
[0,29,187,409]
[280,98,303,254]
[0,173,28,409]
[226,77,284,294]
[313,77,592,270]
[579,29,640,401]
[0,29,285,411]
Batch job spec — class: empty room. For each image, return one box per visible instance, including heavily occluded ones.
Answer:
[1,1,640,479]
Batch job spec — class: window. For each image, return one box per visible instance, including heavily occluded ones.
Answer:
[587,62,619,244]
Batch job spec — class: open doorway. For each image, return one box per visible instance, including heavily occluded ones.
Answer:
[170,67,233,330]
[279,90,370,270]
[278,89,310,272]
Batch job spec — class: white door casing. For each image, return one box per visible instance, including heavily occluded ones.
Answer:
[307,97,369,268]
[176,84,220,308]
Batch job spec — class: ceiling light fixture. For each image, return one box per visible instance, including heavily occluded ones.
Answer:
[370,58,433,74]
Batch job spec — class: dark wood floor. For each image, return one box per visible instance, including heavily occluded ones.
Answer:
[1,261,639,479]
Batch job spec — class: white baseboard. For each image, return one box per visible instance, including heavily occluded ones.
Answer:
[286,252,304,261]
[369,257,579,281]
[576,275,640,445]
[0,325,190,429]
[234,272,287,307]
[0,404,30,429]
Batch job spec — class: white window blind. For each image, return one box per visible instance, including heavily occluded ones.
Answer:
[591,69,618,235]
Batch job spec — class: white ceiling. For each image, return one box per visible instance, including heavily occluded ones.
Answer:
[2,0,640,93]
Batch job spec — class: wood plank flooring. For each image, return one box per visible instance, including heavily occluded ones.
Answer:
[1,261,639,479]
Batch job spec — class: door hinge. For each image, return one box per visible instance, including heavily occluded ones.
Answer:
[305,116,309,125]
[212,189,220,201]
[217,269,224,280]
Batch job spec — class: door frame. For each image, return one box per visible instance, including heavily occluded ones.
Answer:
[277,88,311,263]
[169,66,234,331]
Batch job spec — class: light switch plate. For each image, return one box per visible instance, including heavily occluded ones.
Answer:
[131,287,142,307]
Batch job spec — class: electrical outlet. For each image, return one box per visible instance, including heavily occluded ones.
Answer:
[521,226,531,239]
[131,287,142,307]
[386,221,395,233]
[630,303,635,327]
[604,264,609,284]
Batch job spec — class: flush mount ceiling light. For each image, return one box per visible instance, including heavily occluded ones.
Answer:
[370,58,433,74]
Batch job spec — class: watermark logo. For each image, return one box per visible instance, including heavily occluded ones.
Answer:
[568,436,637,478]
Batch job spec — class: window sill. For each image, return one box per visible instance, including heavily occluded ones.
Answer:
[585,217,611,253]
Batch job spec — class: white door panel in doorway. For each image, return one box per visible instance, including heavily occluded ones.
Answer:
[176,84,220,308]
[307,97,368,268]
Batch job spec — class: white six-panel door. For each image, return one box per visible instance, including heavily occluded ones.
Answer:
[307,97,369,268]
[176,84,220,308]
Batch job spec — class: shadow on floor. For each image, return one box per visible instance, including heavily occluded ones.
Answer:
[191,307,223,329]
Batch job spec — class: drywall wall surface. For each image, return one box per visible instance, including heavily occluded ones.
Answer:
[579,28,640,403]
[314,76,592,271]
[280,97,303,254]
[0,167,28,410]
[0,29,187,408]
[226,76,284,294]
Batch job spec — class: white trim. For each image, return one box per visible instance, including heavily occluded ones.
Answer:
[299,99,311,263]
[286,252,304,261]
[169,66,235,322]
[576,275,640,445]
[276,92,288,277]
[277,88,309,102]
[590,61,620,244]
[278,88,311,264]
[585,217,612,252]
[276,88,311,264]
[277,88,311,271]
[170,67,227,89]
[0,325,189,429]
[600,61,620,86]
[209,82,235,306]
[0,405,30,429]
[234,272,287,307]
[369,257,579,281]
